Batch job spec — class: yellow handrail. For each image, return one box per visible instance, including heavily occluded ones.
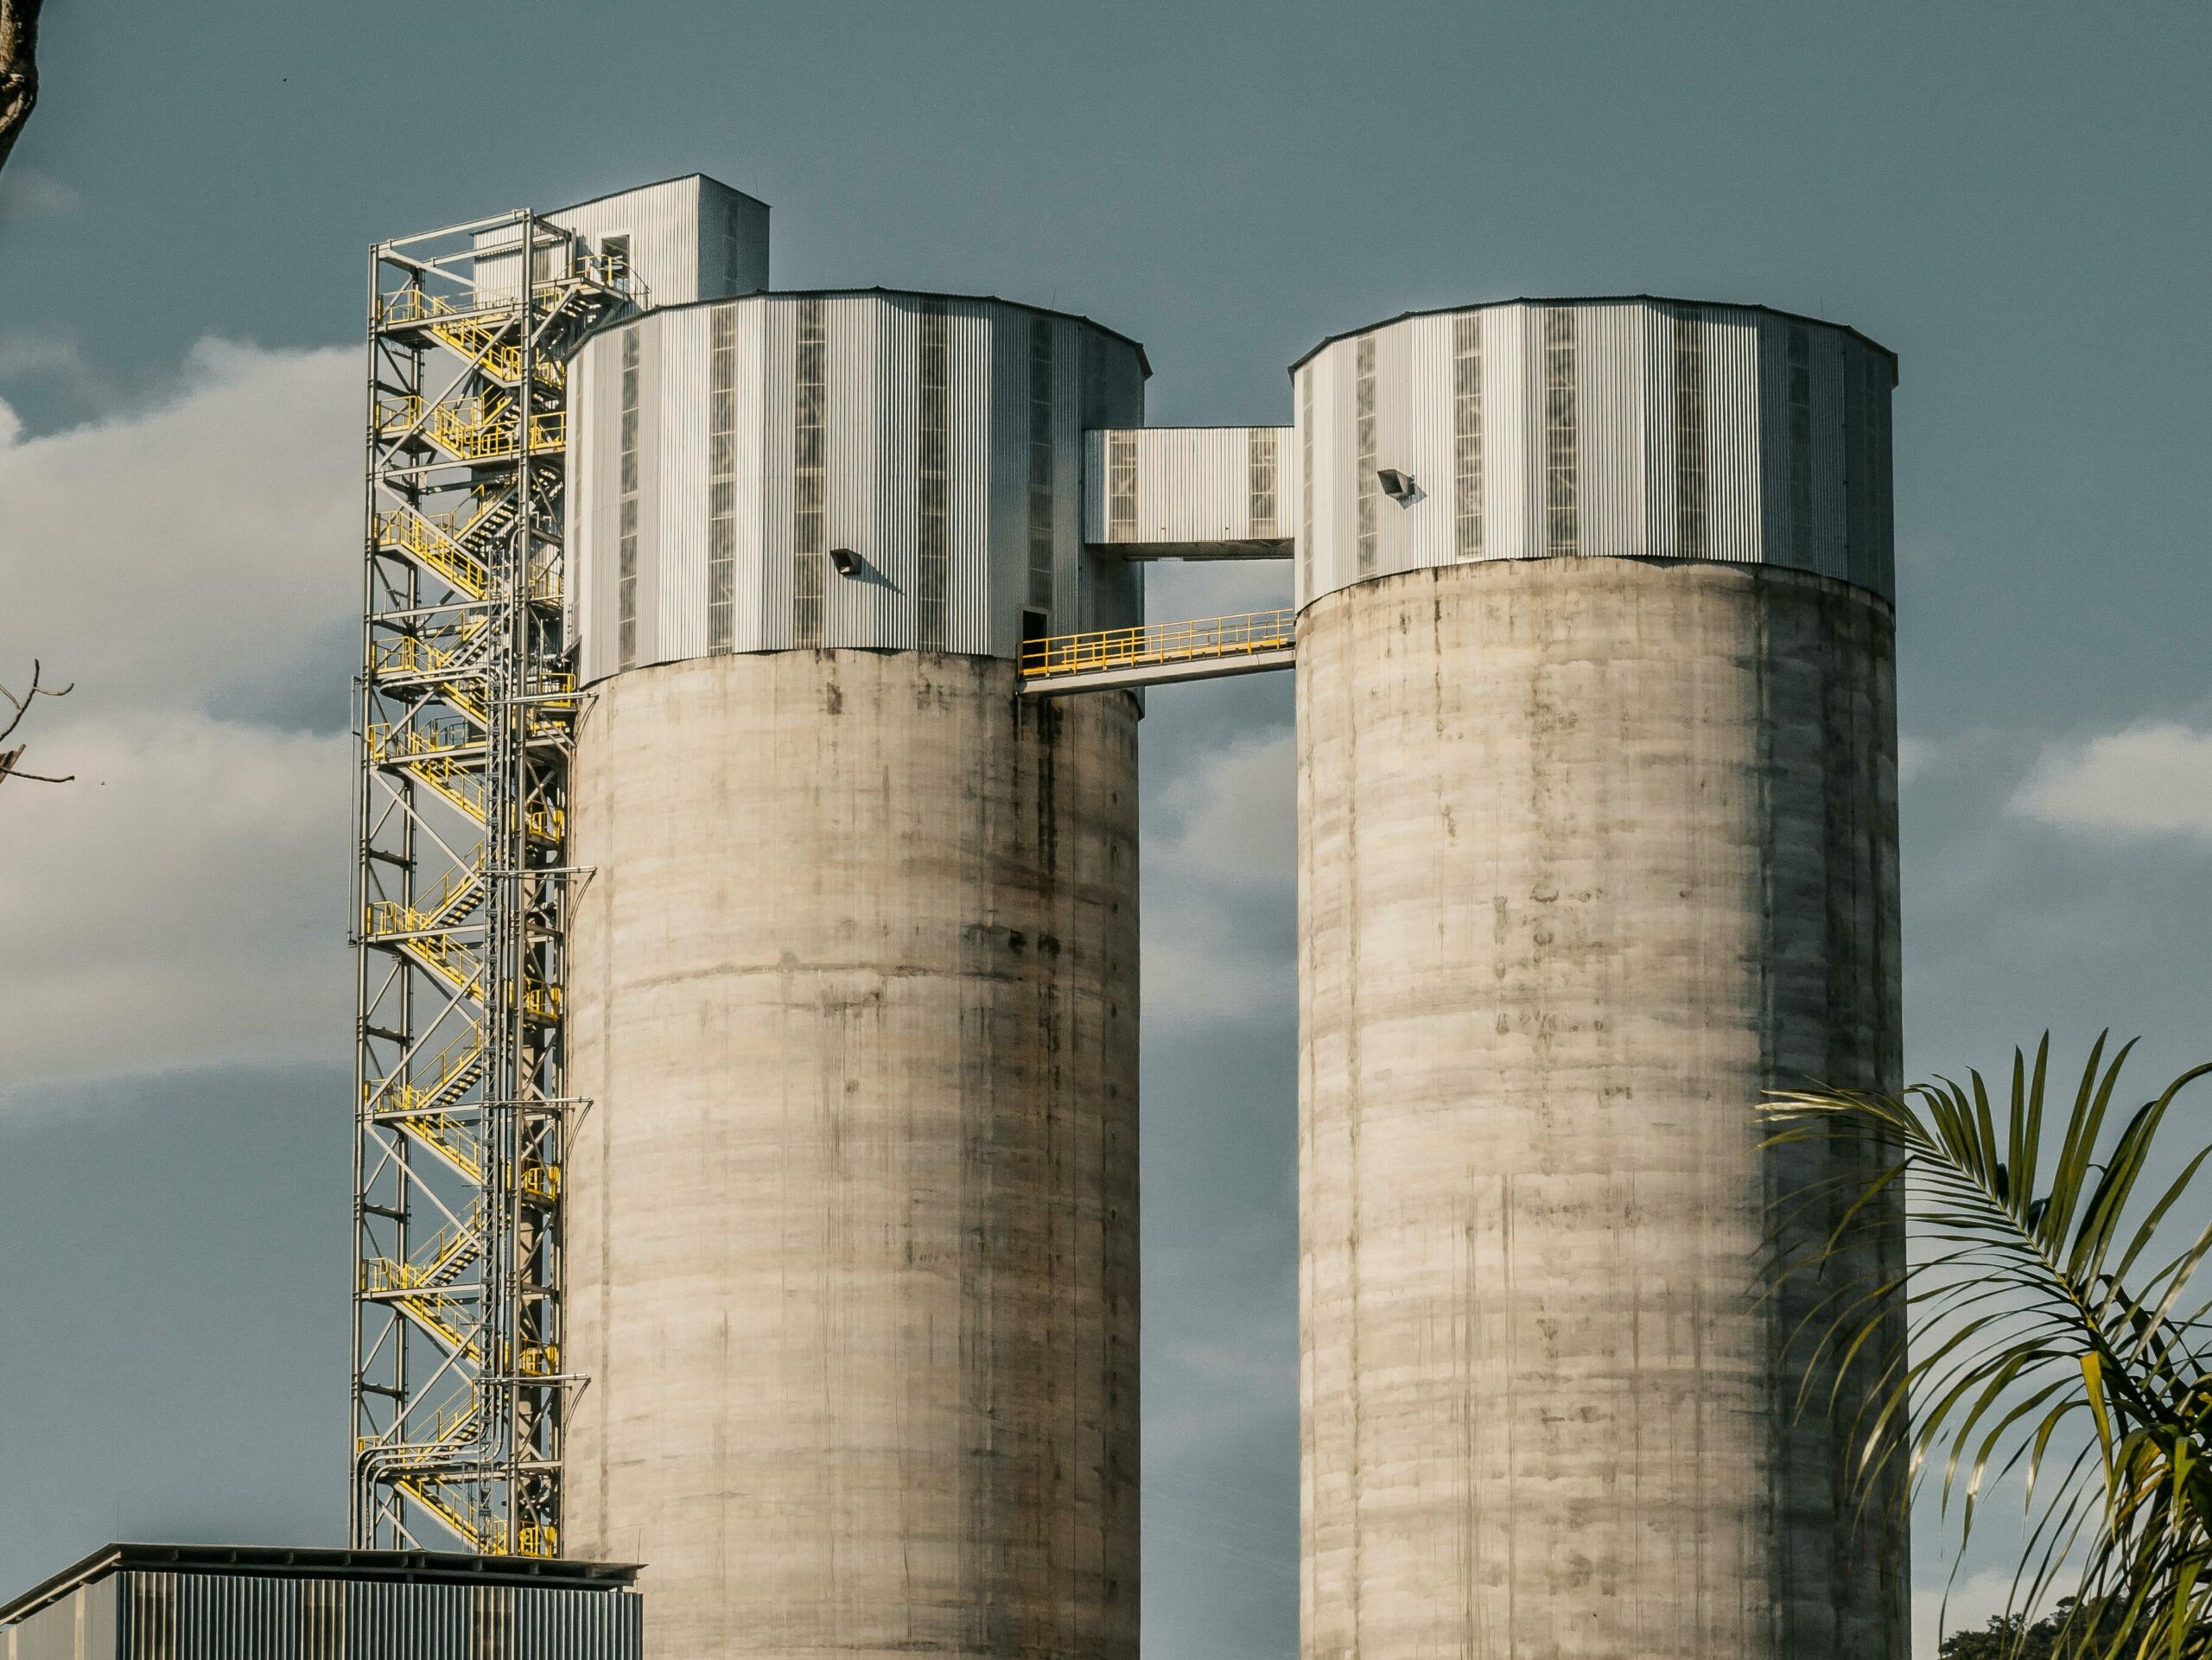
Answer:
[374,507,492,600]
[377,394,565,461]
[394,1475,493,1553]
[361,1210,480,1295]
[1019,608,1296,681]
[375,260,643,332]
[364,859,484,941]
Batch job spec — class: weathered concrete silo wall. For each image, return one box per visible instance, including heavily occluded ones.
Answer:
[565,649,1140,1660]
[1294,296,1907,1660]
[1298,557,1903,1658]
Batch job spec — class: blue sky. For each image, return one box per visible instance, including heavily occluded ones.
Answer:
[2,3,2209,1654]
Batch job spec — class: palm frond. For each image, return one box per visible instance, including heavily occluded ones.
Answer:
[1763,1036,2212,1660]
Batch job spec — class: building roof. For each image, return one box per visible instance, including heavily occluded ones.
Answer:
[549,170,771,219]
[0,1543,640,1628]
[1287,295,1898,380]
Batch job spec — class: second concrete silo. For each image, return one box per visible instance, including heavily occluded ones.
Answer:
[1294,300,1907,1658]
[560,290,1148,1657]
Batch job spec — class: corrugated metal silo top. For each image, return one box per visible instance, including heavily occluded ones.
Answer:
[573,287,1150,376]
[1292,296,1898,608]
[564,289,1149,684]
[1290,295,1897,378]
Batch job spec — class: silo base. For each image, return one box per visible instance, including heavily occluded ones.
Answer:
[565,649,1141,1660]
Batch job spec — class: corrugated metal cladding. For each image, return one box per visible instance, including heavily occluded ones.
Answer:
[568,292,1147,684]
[3,1571,639,1660]
[473,175,770,311]
[1294,300,1897,609]
[1079,427,1300,552]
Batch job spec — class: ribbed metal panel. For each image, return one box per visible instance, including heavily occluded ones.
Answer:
[3,1570,640,1660]
[1078,426,1299,550]
[5,1585,110,1660]
[1700,307,1767,566]
[1296,298,1895,608]
[657,303,709,664]
[569,292,1146,682]
[944,301,996,655]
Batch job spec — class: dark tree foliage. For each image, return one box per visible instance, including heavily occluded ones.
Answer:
[0,0,41,176]
[1940,1599,2123,1659]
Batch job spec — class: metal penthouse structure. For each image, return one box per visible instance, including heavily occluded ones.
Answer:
[352,207,637,1555]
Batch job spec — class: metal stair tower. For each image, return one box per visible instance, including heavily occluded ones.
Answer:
[352,208,638,1557]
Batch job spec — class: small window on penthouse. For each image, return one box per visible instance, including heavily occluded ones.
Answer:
[600,233,632,290]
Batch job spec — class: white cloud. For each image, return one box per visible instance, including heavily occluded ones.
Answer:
[0,165,80,218]
[1897,734,1940,785]
[0,338,359,719]
[0,712,352,1089]
[2012,721,2212,839]
[0,340,359,1093]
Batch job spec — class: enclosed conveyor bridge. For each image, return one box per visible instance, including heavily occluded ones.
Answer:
[1033,424,1297,691]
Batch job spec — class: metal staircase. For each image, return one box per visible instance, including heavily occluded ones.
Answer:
[353,209,638,1560]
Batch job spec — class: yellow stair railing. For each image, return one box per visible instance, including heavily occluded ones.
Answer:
[356,1397,480,1467]
[364,858,486,943]
[371,1028,485,1120]
[394,1476,495,1554]
[360,1210,480,1295]
[377,394,564,462]
[374,507,490,600]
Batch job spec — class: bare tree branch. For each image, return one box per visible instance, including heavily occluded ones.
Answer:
[0,0,44,179]
[0,659,74,785]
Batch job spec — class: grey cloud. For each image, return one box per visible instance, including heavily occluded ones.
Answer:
[2012,721,2212,840]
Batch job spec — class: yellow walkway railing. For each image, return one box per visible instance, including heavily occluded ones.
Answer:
[378,394,565,461]
[1019,608,1295,685]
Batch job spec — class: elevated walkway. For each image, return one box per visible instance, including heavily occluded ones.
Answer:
[1019,609,1296,695]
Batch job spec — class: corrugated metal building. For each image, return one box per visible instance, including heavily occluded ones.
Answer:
[563,289,1148,682]
[1289,297,1897,609]
[0,1546,641,1660]
[1080,425,1296,556]
[473,174,769,311]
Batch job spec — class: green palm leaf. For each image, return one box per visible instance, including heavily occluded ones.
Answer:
[1764,1036,2212,1660]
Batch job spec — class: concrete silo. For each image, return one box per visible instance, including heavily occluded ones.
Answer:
[1294,301,1907,1658]
[559,290,1149,1657]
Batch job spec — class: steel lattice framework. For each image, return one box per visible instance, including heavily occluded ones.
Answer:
[352,209,636,1556]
